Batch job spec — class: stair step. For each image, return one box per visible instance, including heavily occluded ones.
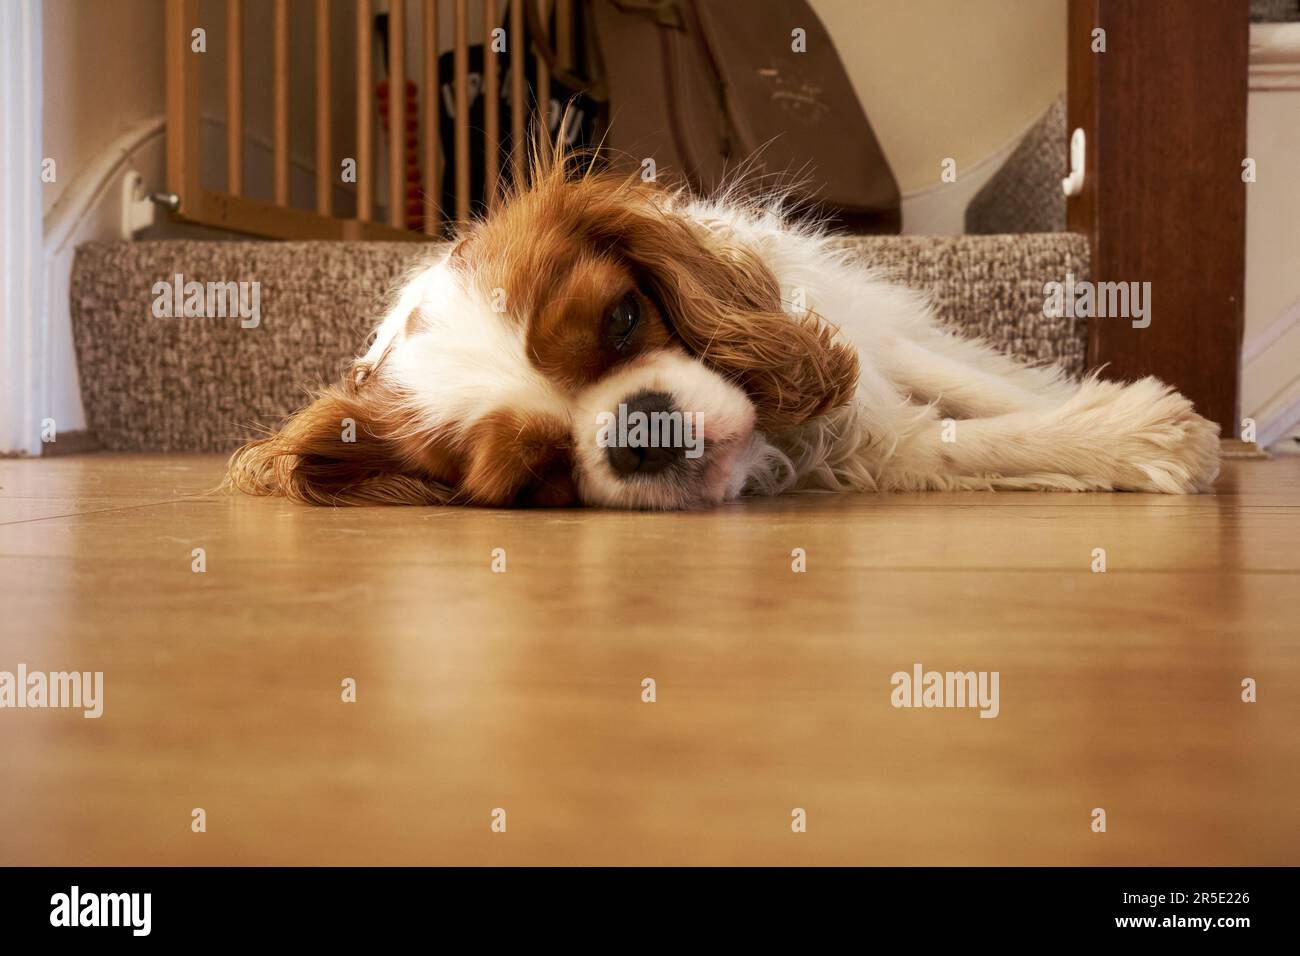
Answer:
[70,235,1089,452]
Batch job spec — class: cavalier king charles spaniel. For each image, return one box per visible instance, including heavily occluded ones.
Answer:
[230,148,1220,509]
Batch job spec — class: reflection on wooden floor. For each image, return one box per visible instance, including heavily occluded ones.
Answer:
[1,454,1297,865]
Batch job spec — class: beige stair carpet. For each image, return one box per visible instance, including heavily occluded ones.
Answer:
[70,236,1089,452]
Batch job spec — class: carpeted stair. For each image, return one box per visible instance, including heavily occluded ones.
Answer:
[965,96,1067,236]
[70,235,1089,452]
[1252,0,1300,22]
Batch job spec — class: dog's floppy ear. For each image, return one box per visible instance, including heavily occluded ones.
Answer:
[610,211,859,431]
[228,379,456,505]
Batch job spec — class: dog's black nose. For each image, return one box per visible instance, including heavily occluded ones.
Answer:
[606,390,682,478]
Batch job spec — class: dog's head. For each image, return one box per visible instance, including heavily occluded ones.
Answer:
[230,155,858,509]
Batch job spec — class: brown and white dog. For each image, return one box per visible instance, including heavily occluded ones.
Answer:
[229,149,1220,509]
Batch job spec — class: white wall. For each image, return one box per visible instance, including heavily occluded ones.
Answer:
[43,0,167,217]
[1242,23,1300,448]
[811,0,1067,233]
[38,0,169,438]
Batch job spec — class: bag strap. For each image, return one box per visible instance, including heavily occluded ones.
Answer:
[524,0,610,101]
[676,0,736,161]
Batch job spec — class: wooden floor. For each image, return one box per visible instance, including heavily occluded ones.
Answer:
[1,453,1297,866]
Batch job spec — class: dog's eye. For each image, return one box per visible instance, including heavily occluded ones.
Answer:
[603,294,641,352]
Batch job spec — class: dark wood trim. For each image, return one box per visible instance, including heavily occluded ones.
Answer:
[172,190,430,242]
[1067,0,1248,433]
[37,430,103,457]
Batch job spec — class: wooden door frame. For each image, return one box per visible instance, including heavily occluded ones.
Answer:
[1067,0,1249,435]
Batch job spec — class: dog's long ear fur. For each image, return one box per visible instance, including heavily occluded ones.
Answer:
[492,137,858,431]
[227,377,455,505]
[573,185,859,431]
[627,222,858,430]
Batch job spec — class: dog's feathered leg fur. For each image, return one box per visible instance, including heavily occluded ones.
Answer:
[766,328,1221,495]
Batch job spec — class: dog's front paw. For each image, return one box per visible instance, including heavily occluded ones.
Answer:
[1106,378,1221,493]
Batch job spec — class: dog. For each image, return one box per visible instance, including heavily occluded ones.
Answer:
[229,148,1220,509]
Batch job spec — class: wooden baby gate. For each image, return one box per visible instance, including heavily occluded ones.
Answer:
[164,0,571,240]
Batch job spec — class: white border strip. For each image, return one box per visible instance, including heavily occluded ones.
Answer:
[0,0,43,456]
